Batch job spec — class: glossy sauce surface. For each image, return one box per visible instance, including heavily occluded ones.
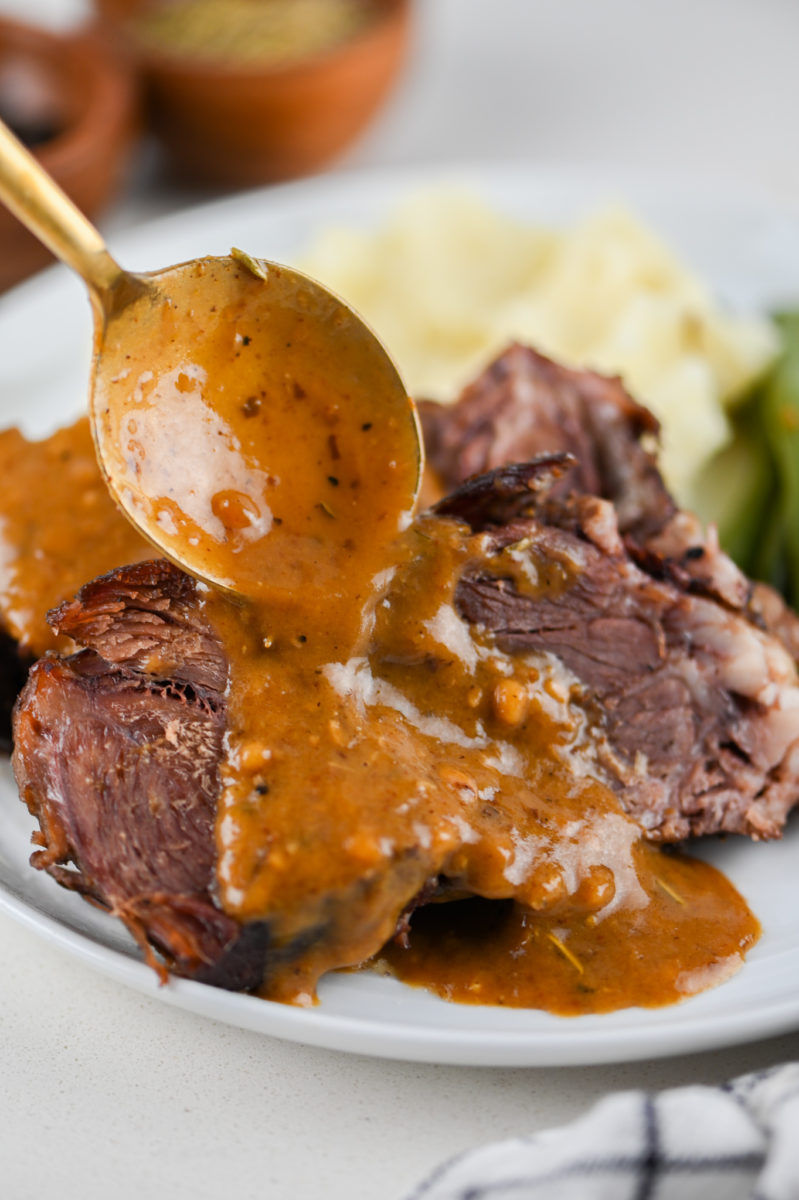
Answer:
[0,418,151,655]
[379,852,757,1014]
[201,507,758,1010]
[93,256,420,635]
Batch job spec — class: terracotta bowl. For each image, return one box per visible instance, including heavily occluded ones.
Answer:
[0,17,138,293]
[92,0,412,187]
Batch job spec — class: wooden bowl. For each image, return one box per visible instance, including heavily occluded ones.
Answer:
[92,0,412,187]
[0,17,138,293]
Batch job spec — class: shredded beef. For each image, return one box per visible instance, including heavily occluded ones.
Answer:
[419,342,675,540]
[12,561,267,989]
[439,466,799,840]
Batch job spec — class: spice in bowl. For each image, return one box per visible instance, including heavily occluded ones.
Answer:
[129,0,377,66]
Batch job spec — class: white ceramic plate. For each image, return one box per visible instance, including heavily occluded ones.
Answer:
[2,164,799,1068]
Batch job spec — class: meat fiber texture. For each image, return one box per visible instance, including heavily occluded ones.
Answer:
[424,345,799,840]
[12,563,269,988]
[11,344,799,988]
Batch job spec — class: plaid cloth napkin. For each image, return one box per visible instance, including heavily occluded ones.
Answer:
[404,1064,799,1200]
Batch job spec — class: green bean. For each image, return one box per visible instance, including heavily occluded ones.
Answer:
[708,400,776,572]
[750,487,787,594]
[758,312,799,603]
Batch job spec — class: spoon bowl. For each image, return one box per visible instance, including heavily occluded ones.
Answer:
[92,251,422,605]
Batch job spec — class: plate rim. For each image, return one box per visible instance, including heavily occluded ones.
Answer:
[3,878,799,1068]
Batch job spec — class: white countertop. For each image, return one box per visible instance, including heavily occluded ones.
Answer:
[3,2,799,1197]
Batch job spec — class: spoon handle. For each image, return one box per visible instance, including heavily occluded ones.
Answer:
[0,117,124,296]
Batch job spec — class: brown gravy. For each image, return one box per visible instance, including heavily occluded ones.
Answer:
[92,257,420,625]
[201,509,758,1010]
[0,418,152,656]
[379,853,757,1014]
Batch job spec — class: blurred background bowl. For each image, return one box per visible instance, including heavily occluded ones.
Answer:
[92,0,412,188]
[0,16,138,292]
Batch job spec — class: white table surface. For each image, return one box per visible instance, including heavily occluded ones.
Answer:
[3,2,799,1197]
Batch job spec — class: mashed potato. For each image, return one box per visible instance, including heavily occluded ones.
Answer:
[301,190,778,508]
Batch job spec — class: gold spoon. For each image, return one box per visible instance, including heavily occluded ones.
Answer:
[0,118,422,610]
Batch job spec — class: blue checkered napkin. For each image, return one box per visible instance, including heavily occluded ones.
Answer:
[403,1064,799,1200]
